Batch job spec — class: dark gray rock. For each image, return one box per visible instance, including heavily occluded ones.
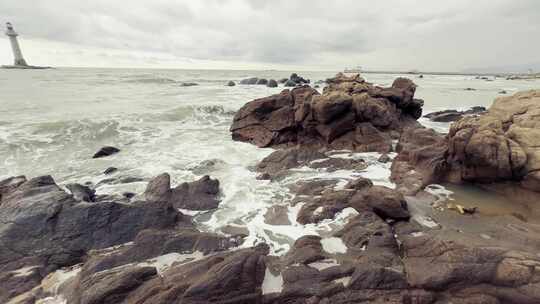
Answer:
[92,146,120,158]
[0,175,183,279]
[227,80,236,86]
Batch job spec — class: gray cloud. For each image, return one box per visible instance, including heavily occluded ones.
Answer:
[1,0,539,70]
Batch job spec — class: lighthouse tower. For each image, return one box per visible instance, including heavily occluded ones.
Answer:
[5,22,28,66]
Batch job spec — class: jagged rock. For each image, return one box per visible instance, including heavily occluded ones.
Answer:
[231,73,423,152]
[267,79,278,88]
[121,244,270,303]
[0,175,184,302]
[66,183,96,202]
[144,173,221,210]
[226,81,236,86]
[92,146,120,158]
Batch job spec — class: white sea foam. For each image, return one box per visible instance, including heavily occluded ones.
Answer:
[321,237,348,254]
[262,268,283,295]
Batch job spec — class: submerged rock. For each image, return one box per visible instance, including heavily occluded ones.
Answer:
[226,80,236,86]
[92,146,120,158]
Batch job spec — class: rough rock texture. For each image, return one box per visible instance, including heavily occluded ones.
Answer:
[391,127,449,195]
[230,73,423,152]
[444,90,540,192]
[0,175,187,303]
[144,173,221,210]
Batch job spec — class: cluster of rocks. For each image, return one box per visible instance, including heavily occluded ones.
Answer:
[424,106,486,122]
[228,73,540,303]
[3,73,540,304]
[394,89,540,197]
[239,77,279,88]
[279,73,311,87]
[231,72,423,152]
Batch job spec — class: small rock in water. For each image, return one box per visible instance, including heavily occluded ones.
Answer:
[464,87,476,91]
[267,79,278,88]
[499,90,507,94]
[180,82,198,87]
[93,146,120,158]
[66,183,96,202]
[226,80,236,86]
[103,167,118,175]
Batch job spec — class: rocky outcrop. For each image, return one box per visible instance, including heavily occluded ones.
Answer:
[445,90,540,192]
[144,173,221,210]
[230,73,423,152]
[0,175,188,302]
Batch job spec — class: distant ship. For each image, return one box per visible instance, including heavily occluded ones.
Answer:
[344,65,363,73]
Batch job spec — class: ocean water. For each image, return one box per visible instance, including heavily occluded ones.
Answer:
[1,68,539,254]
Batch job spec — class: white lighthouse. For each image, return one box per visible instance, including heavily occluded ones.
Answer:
[5,22,28,66]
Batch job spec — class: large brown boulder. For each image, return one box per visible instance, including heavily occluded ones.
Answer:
[444,90,540,191]
[230,73,423,152]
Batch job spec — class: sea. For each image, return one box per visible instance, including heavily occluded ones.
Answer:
[1,68,539,254]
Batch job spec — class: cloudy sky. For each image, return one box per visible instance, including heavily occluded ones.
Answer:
[1,0,539,71]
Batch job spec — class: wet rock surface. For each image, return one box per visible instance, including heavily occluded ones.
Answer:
[3,78,540,304]
[230,73,423,152]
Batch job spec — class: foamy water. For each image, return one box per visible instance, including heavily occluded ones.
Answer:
[1,68,539,255]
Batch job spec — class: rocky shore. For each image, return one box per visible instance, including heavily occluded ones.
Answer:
[2,73,540,304]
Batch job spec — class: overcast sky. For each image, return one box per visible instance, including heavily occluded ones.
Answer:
[1,0,539,71]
